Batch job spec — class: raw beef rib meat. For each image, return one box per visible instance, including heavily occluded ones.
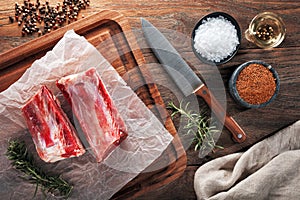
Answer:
[57,68,128,162]
[22,85,86,163]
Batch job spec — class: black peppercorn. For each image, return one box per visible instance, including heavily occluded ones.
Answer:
[9,16,14,23]
[12,0,91,37]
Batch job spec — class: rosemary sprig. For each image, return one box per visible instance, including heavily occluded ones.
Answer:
[6,140,73,199]
[168,101,223,152]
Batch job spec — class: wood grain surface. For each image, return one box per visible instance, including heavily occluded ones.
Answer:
[0,9,188,199]
[1,1,300,200]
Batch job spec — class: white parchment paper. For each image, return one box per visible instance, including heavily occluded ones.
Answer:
[0,30,173,199]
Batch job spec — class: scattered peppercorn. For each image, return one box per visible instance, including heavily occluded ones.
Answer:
[11,0,90,37]
[9,16,15,23]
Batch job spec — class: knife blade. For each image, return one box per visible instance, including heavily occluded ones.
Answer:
[141,18,246,143]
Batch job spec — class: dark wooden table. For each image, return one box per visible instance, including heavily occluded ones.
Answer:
[1,1,299,199]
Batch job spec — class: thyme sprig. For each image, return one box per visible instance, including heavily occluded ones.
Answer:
[168,101,223,152]
[6,140,73,199]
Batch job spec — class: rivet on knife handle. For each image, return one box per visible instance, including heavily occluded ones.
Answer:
[141,18,246,143]
[194,85,246,143]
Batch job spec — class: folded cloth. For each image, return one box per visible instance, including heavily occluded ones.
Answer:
[194,120,300,200]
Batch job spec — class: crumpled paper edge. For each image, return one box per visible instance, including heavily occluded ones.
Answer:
[0,30,173,199]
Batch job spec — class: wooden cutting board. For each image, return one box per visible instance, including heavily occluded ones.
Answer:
[0,10,187,199]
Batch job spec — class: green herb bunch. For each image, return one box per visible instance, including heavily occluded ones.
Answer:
[6,140,73,199]
[168,101,223,152]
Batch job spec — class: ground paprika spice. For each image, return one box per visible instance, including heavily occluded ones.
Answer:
[236,63,276,105]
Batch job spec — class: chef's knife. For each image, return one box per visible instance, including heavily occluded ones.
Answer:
[141,18,246,143]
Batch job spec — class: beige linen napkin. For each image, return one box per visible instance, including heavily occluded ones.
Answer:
[194,120,300,200]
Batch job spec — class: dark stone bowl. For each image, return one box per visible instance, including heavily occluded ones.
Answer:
[191,12,241,65]
[229,60,280,108]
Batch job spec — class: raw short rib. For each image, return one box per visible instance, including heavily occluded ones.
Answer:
[57,68,128,162]
[22,85,86,163]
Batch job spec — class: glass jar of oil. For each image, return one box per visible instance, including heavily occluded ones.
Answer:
[245,12,286,48]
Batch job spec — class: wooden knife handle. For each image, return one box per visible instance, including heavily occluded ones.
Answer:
[194,85,246,143]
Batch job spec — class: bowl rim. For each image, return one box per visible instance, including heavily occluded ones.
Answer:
[191,11,242,65]
[229,60,280,108]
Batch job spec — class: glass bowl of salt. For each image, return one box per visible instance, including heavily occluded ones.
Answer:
[191,12,241,65]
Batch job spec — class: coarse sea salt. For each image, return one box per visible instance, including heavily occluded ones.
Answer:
[193,16,239,63]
